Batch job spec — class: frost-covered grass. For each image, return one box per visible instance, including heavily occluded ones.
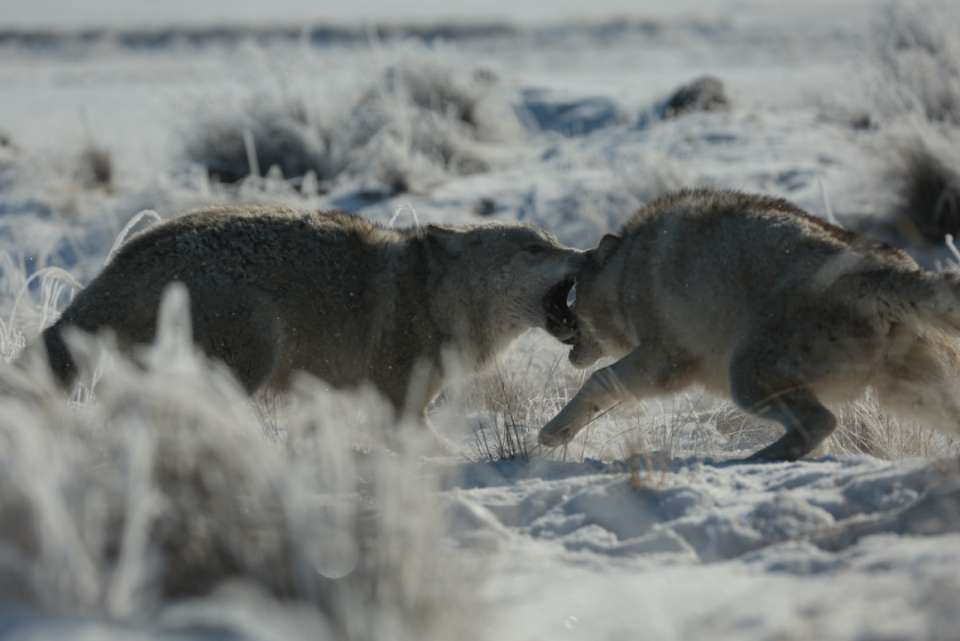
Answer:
[0,285,482,641]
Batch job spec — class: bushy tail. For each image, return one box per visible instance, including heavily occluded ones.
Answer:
[876,267,960,335]
[41,323,78,389]
[31,273,135,390]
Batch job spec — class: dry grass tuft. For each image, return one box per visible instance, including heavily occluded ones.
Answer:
[463,356,585,462]
[76,143,113,191]
[473,414,530,463]
[624,425,673,491]
[449,339,592,463]
[662,76,730,119]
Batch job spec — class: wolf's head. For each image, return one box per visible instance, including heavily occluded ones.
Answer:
[565,233,632,368]
[426,222,586,348]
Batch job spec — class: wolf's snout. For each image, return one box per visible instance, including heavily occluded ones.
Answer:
[538,422,568,447]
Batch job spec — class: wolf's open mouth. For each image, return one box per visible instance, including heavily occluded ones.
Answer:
[543,278,577,344]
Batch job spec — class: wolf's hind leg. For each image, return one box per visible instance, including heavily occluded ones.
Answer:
[538,365,628,448]
[730,374,838,462]
[538,348,696,448]
[728,296,887,461]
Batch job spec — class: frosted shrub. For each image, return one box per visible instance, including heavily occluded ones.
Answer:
[183,43,524,198]
[870,5,960,245]
[182,93,343,187]
[0,285,481,640]
[874,1,960,123]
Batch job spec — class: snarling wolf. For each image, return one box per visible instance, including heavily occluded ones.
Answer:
[40,205,584,428]
[538,188,960,461]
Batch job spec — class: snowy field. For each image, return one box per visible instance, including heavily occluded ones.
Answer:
[1,0,960,639]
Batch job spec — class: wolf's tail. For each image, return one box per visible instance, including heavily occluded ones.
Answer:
[41,322,79,389]
[33,279,118,389]
[874,267,960,334]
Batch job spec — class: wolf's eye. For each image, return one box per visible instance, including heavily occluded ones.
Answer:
[524,245,547,254]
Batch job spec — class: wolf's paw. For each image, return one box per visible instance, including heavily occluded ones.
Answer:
[734,443,804,464]
[537,421,576,448]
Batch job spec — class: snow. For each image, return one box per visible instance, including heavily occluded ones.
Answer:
[0,0,879,31]
[1,1,960,640]
[444,455,960,640]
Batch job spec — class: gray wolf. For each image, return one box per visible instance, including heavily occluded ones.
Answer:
[40,205,584,429]
[538,188,960,461]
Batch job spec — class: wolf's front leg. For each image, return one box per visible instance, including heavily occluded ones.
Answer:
[538,366,628,447]
[539,348,699,448]
[539,348,664,447]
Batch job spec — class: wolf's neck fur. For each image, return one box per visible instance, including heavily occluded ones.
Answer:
[402,234,521,374]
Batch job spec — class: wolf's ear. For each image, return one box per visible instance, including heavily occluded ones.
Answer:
[427,224,465,258]
[593,234,622,266]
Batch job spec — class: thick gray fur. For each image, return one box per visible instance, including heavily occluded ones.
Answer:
[41,205,585,430]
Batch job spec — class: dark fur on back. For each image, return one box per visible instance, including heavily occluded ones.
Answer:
[39,205,584,426]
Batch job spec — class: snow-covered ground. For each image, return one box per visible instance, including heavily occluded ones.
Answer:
[1,1,960,640]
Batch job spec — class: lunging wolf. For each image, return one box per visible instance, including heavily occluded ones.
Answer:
[538,189,960,461]
[40,206,584,428]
